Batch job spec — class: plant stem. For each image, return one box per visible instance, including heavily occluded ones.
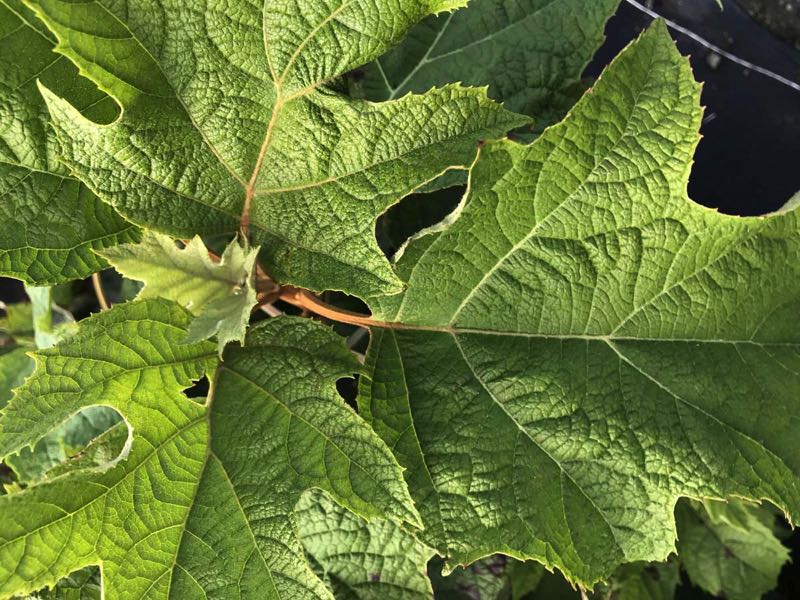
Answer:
[92,272,110,311]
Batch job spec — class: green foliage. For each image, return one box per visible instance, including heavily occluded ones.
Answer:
[676,500,789,600]
[100,233,260,354]
[27,0,526,298]
[297,489,435,600]
[353,0,619,128]
[0,0,796,598]
[0,301,417,598]
[0,0,139,284]
[361,22,800,587]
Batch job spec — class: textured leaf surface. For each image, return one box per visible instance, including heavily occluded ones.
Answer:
[360,22,800,586]
[675,500,788,600]
[28,0,527,298]
[0,0,138,284]
[297,489,434,600]
[0,301,417,599]
[100,232,259,354]
[0,348,32,409]
[355,0,619,129]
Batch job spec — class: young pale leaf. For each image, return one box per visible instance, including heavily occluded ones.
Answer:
[675,500,789,600]
[0,0,139,285]
[0,301,418,599]
[27,0,528,299]
[359,22,800,587]
[354,0,619,128]
[296,489,435,600]
[99,232,259,354]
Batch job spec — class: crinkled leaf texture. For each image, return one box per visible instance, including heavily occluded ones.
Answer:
[0,0,139,284]
[297,489,435,600]
[0,300,419,599]
[355,0,619,128]
[99,232,259,355]
[359,22,800,587]
[676,500,789,600]
[27,0,527,298]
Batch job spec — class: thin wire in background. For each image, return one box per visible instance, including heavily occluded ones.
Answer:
[624,0,800,93]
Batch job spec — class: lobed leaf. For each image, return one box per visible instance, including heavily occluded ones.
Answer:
[100,232,260,354]
[0,301,417,599]
[297,489,435,600]
[676,500,789,600]
[0,0,139,284]
[354,0,620,128]
[360,22,800,586]
[26,0,528,298]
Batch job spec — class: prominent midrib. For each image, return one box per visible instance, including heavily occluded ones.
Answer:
[376,322,799,347]
[242,0,355,229]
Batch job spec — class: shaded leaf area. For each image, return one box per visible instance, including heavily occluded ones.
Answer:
[100,232,259,355]
[360,22,800,587]
[353,0,619,130]
[0,301,417,599]
[0,291,118,488]
[28,0,526,299]
[0,0,139,284]
[676,500,789,600]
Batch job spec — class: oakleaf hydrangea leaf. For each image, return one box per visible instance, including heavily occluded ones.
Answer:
[354,0,619,128]
[0,301,418,599]
[675,500,789,600]
[297,489,435,600]
[0,0,139,284]
[99,232,259,354]
[429,556,554,600]
[360,22,800,587]
[26,0,528,298]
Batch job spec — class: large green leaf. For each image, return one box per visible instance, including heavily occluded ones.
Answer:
[99,232,260,354]
[0,0,139,284]
[27,0,527,298]
[675,500,789,600]
[354,0,619,129]
[358,22,800,587]
[0,301,418,599]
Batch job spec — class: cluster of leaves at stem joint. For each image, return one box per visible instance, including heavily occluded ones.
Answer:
[0,299,421,599]
[98,232,261,356]
[360,20,800,589]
